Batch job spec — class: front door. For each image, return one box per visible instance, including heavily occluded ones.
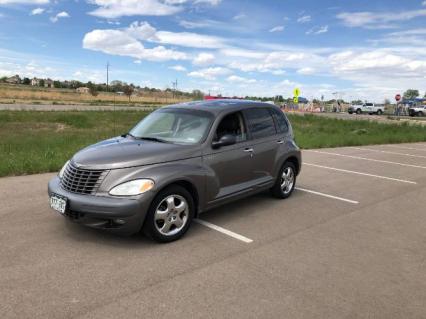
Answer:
[203,111,254,203]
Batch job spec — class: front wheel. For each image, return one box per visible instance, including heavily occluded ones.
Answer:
[271,162,296,199]
[356,109,362,114]
[143,185,194,243]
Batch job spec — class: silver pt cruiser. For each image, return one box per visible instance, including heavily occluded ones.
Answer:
[48,100,301,242]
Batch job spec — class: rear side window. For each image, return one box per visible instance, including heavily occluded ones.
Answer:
[244,108,276,139]
[271,109,289,134]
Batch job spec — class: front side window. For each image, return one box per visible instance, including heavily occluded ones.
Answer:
[244,108,276,139]
[130,109,213,144]
[214,112,247,143]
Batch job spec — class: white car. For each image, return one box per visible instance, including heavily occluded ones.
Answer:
[408,105,426,117]
[348,103,384,115]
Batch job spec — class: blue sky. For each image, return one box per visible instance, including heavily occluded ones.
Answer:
[0,0,426,101]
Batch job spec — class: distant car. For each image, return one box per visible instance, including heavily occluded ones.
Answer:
[348,103,384,115]
[408,105,426,117]
[48,100,301,242]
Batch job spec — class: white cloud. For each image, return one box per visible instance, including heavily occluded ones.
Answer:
[306,25,328,35]
[423,1,426,6]
[179,19,210,29]
[169,65,186,72]
[193,52,215,65]
[153,31,226,48]
[372,28,426,46]
[269,25,284,33]
[193,0,221,5]
[0,0,48,4]
[226,75,256,84]
[337,9,426,29]
[88,0,183,18]
[126,21,158,40]
[297,15,311,23]
[88,0,221,18]
[188,67,230,80]
[297,67,315,75]
[83,27,187,61]
[50,11,70,23]
[30,7,44,15]
[233,13,246,20]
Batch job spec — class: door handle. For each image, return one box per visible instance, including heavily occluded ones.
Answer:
[244,148,253,152]
[277,140,284,144]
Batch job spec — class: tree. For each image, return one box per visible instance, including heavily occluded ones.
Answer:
[351,99,363,105]
[38,79,45,87]
[123,85,134,102]
[53,81,62,88]
[87,82,98,97]
[403,89,419,100]
[22,77,31,85]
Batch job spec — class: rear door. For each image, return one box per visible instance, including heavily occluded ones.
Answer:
[242,108,280,186]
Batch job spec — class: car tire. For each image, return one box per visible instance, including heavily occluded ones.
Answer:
[142,185,195,243]
[419,111,424,117]
[271,161,297,199]
[377,109,383,115]
[348,111,353,114]
[356,109,362,114]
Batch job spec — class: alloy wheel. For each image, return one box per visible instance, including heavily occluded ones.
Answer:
[154,195,189,236]
[280,167,295,194]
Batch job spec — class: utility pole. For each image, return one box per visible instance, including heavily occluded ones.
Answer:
[106,62,110,92]
[172,79,178,99]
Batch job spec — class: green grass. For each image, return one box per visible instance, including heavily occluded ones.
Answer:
[0,110,148,177]
[0,111,425,177]
[287,114,426,149]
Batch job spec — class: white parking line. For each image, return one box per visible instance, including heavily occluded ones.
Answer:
[350,147,426,159]
[385,145,426,152]
[295,187,359,204]
[306,150,426,169]
[194,219,253,243]
[303,162,417,184]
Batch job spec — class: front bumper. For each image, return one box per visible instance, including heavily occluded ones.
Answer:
[48,176,152,235]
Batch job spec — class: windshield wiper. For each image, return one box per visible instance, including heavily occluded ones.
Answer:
[136,136,171,143]
[122,132,137,138]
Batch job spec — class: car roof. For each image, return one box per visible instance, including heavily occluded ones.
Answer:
[162,99,280,115]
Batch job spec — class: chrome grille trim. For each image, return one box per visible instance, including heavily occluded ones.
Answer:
[60,163,108,195]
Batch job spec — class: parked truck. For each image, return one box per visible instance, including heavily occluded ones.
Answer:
[348,103,384,115]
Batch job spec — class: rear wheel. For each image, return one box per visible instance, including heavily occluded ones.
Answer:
[143,185,194,243]
[271,162,296,199]
[419,111,424,117]
[356,109,362,114]
[377,109,383,115]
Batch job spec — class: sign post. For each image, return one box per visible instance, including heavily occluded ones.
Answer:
[293,88,300,110]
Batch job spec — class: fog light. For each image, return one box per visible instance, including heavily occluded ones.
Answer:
[113,219,126,225]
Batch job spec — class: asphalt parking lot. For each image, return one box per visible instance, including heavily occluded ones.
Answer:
[1,143,426,319]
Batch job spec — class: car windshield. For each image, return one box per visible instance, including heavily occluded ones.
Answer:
[129,108,213,145]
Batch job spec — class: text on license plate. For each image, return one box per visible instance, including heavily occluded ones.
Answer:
[50,196,67,214]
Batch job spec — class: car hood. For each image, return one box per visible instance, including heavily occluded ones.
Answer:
[71,136,201,170]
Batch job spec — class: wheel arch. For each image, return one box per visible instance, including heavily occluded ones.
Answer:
[156,179,200,217]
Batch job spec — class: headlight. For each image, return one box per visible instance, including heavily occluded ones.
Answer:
[58,160,70,179]
[109,179,154,196]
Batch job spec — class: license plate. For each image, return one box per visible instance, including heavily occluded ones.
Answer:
[50,195,67,214]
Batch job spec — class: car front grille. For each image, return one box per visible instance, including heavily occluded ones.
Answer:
[60,163,108,195]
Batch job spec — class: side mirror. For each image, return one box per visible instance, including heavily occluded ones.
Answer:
[212,134,237,149]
